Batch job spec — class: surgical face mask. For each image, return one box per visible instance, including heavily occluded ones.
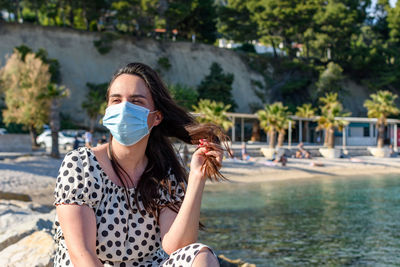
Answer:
[102,101,157,146]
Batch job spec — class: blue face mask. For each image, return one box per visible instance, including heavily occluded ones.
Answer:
[102,101,157,146]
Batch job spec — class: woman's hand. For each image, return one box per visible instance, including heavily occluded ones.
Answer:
[189,139,223,180]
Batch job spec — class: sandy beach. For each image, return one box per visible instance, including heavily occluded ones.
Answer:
[219,156,400,183]
[0,153,399,206]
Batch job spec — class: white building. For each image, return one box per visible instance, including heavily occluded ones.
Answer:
[217,39,285,55]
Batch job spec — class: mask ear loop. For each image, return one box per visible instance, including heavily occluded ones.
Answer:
[148,110,159,132]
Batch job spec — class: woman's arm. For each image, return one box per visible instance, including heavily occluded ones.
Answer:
[159,143,222,254]
[56,204,103,267]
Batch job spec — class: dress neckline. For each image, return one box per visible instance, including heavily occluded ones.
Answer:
[82,146,137,191]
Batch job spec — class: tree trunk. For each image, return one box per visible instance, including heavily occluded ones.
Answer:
[277,131,285,147]
[50,99,60,158]
[251,121,260,142]
[270,37,278,58]
[377,124,385,148]
[14,0,21,22]
[35,9,39,24]
[269,130,276,148]
[327,127,335,149]
[305,39,310,59]
[68,0,74,27]
[305,121,310,143]
[82,1,89,30]
[29,126,39,148]
[90,118,96,132]
[324,129,329,147]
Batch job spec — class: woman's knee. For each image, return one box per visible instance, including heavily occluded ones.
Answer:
[192,248,219,267]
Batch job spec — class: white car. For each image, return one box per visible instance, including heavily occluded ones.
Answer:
[36,130,79,150]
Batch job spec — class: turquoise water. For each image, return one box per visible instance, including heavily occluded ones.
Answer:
[198,175,400,266]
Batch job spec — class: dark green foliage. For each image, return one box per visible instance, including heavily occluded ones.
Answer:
[168,83,198,111]
[217,0,258,42]
[178,0,217,44]
[316,62,344,97]
[243,53,318,110]
[21,8,37,23]
[81,82,108,119]
[197,62,237,111]
[14,45,32,61]
[14,45,61,84]
[60,112,82,130]
[6,0,400,104]
[236,43,256,53]
[35,48,61,84]
[157,57,172,72]
[164,0,192,31]
[93,32,119,55]
[0,111,27,133]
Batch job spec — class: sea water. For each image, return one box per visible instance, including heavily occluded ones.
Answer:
[199,175,400,266]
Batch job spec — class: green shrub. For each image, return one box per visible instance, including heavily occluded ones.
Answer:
[236,43,256,53]
[157,57,172,71]
[93,32,119,55]
[197,62,237,111]
[168,84,198,111]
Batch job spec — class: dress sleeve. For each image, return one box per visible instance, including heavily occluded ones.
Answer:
[158,169,186,206]
[53,149,102,208]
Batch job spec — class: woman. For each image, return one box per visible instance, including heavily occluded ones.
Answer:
[53,63,228,266]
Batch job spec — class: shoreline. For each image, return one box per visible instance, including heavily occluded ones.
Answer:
[213,156,400,185]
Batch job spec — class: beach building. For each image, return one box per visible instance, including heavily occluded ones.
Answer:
[225,113,400,151]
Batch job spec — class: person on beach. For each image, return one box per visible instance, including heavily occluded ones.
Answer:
[295,142,311,159]
[53,63,228,266]
[85,130,94,147]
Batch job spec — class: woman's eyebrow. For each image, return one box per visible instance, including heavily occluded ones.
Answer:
[109,94,121,98]
[128,94,146,99]
[109,94,146,99]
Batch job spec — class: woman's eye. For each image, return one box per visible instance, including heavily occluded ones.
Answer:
[112,99,120,103]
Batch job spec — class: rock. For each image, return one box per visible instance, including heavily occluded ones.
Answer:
[218,254,256,267]
[0,191,31,202]
[0,200,55,251]
[0,230,55,267]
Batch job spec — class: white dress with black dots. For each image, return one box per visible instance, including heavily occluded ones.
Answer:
[53,147,214,267]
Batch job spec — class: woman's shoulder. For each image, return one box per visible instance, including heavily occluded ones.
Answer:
[61,146,92,162]
[54,147,103,207]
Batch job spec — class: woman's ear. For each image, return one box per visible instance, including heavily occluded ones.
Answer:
[153,111,163,126]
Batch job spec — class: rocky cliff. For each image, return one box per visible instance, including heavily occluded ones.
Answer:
[0,23,264,126]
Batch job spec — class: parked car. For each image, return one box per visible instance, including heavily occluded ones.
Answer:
[36,130,84,150]
[62,129,86,139]
[0,128,7,135]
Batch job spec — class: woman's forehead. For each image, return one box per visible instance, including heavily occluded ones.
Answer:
[109,74,150,97]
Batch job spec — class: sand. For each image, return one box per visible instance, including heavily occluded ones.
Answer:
[219,156,400,183]
[1,154,399,206]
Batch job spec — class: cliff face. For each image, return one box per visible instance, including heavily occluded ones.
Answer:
[0,23,264,125]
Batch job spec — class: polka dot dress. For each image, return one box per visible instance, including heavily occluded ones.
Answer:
[53,147,215,266]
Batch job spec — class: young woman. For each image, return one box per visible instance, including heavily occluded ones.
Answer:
[53,63,228,267]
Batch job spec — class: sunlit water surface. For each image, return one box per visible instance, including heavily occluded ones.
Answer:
[198,175,400,266]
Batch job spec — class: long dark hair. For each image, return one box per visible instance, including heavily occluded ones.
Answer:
[106,62,230,224]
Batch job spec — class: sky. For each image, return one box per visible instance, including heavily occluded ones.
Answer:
[371,0,397,8]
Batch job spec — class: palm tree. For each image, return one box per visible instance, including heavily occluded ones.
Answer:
[257,102,291,148]
[316,93,350,149]
[192,99,233,132]
[296,103,316,143]
[42,83,69,158]
[81,82,108,132]
[276,106,292,147]
[364,90,400,148]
